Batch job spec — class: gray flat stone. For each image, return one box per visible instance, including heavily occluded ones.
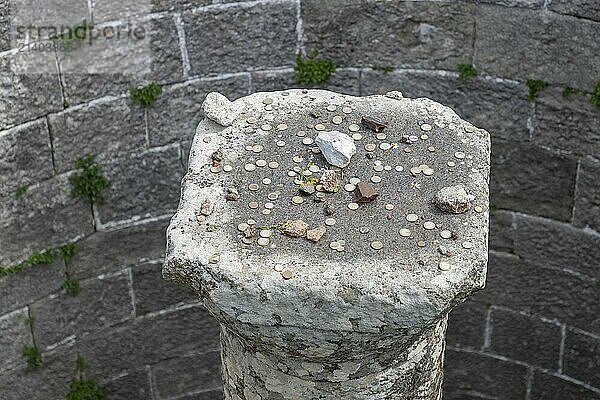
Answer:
[0,307,32,372]
[164,89,490,398]
[549,0,600,22]
[251,68,361,96]
[302,0,475,70]
[0,119,54,195]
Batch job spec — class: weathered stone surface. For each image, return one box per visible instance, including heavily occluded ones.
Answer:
[197,389,225,400]
[563,329,600,388]
[0,50,62,130]
[0,173,94,265]
[0,345,78,400]
[147,76,249,147]
[490,140,576,222]
[92,0,211,23]
[489,308,562,369]
[32,270,133,350]
[252,68,361,96]
[58,17,182,105]
[354,181,379,203]
[573,157,600,232]
[446,300,487,350]
[444,349,528,400]
[283,219,309,238]
[9,0,89,35]
[165,89,490,399]
[475,5,600,88]
[184,1,296,75]
[0,307,32,372]
[489,210,515,253]
[480,0,543,7]
[202,92,244,127]
[0,119,54,194]
[514,214,600,279]
[533,87,600,157]
[0,258,65,315]
[549,0,600,22]
[95,144,183,226]
[315,130,356,167]
[101,368,152,400]
[48,97,146,173]
[78,307,220,377]
[530,371,600,400]
[302,0,475,70]
[474,251,600,334]
[306,226,326,242]
[361,69,532,141]
[152,350,222,399]
[132,261,197,316]
[319,169,340,193]
[0,0,10,51]
[69,218,168,280]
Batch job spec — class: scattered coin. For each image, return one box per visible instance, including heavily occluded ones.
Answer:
[379,142,392,150]
[209,254,220,264]
[349,178,360,185]
[347,202,359,210]
[399,228,411,237]
[281,270,293,279]
[371,175,382,183]
[267,192,279,200]
[248,183,259,191]
[237,222,249,232]
[276,123,288,131]
[276,140,285,147]
[454,151,466,159]
[474,206,484,213]
[292,196,304,205]
[260,229,273,238]
[264,202,274,209]
[359,226,370,234]
[242,237,254,244]
[332,116,343,124]
[249,201,259,209]
[263,97,273,105]
[406,214,419,222]
[315,123,326,131]
[422,168,434,176]
[423,221,436,230]
[210,166,220,173]
[256,159,267,167]
[365,143,376,151]
[349,124,360,132]
[464,125,475,133]
[344,183,356,192]
[297,131,306,137]
[371,241,384,250]
[309,164,320,173]
[374,165,384,172]
[342,107,352,114]
[222,164,233,172]
[448,161,456,167]
[247,219,256,225]
[261,124,272,131]
[262,209,271,215]
[293,155,304,163]
[274,264,284,272]
[438,261,451,271]
[410,166,421,175]
[376,132,387,140]
[421,123,432,131]
[462,241,474,249]
[440,230,452,239]
[244,163,257,172]
[417,240,426,247]
[325,218,336,226]
[395,166,404,172]
[303,137,314,145]
[252,144,264,153]
[420,134,429,140]
[326,104,337,112]
[258,237,270,246]
[329,241,339,250]
[287,170,297,177]
[352,133,363,141]
[268,161,279,169]
[385,204,394,211]
[246,117,257,124]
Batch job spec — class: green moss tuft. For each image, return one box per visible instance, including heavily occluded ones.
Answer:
[75,356,90,372]
[27,251,55,266]
[457,64,478,80]
[130,83,163,108]
[526,79,548,102]
[69,154,111,205]
[59,244,77,262]
[591,81,600,107]
[23,345,42,369]
[62,278,81,296]
[15,186,28,198]
[295,51,336,85]
[66,379,105,400]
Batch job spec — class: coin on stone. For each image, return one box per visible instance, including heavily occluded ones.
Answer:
[376,132,387,140]
[440,230,452,239]
[281,270,293,279]
[379,143,392,150]
[454,151,466,159]
[276,123,288,131]
[246,117,257,124]
[422,168,434,176]
[438,261,451,271]
[210,166,220,173]
[474,206,484,213]
[248,201,259,209]
[265,202,274,209]
[371,175,382,183]
[315,123,326,131]
[326,105,337,112]
[385,204,394,211]
[352,133,362,141]
[374,165,384,172]
[395,166,404,172]
[223,164,233,172]
[371,241,383,250]
[423,221,435,230]
[421,123,432,131]
[406,213,419,222]
[410,166,421,175]
[349,124,360,132]
[260,229,273,238]
[293,156,304,163]
[274,263,284,272]
[359,226,369,234]
[344,183,356,192]
[263,97,273,105]
[268,161,279,169]
[276,140,285,147]
[399,228,411,237]
[252,144,264,153]
[447,161,456,167]
[332,116,343,124]
[258,237,270,246]
[347,202,359,210]
[303,137,314,145]
[462,241,474,249]
[309,164,320,173]
[267,192,279,201]
[342,107,352,114]
[244,163,256,172]
[325,218,336,226]
[292,196,304,205]
[248,183,259,191]
[237,222,249,232]
[349,177,360,185]
[329,241,339,250]
[256,159,267,167]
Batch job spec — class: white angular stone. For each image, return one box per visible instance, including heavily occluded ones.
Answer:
[315,131,356,168]
[433,185,473,214]
[202,92,243,126]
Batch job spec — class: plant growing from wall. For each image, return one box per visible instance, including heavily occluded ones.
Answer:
[62,276,81,296]
[15,185,28,198]
[562,81,600,108]
[66,357,105,400]
[69,155,111,206]
[295,50,336,85]
[0,244,78,279]
[130,83,163,107]
[526,79,548,101]
[23,345,42,369]
[457,64,477,80]
[372,65,394,74]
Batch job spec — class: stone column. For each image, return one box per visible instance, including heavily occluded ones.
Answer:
[164,89,490,400]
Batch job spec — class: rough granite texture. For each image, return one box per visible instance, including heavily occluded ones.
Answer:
[164,89,490,399]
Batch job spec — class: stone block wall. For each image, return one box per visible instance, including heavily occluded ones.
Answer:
[0,0,599,399]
